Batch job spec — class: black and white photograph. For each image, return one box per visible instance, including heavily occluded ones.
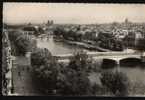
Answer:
[2,3,145,96]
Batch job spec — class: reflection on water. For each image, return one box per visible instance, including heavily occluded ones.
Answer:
[120,66,145,84]
[37,36,87,55]
[104,65,145,85]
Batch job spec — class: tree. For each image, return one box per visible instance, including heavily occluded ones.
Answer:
[31,49,97,95]
[96,32,124,51]
[56,68,93,95]
[31,48,61,94]
[68,50,89,72]
[31,48,52,66]
[136,38,145,51]
[2,45,9,95]
[8,31,37,56]
[100,71,130,96]
[14,34,36,55]
[8,30,22,42]
[33,60,60,94]
[54,51,95,95]
[53,27,65,37]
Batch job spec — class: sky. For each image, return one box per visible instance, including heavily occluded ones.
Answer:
[3,3,145,24]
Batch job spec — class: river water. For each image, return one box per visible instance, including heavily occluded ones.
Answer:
[36,35,88,55]
[37,36,145,95]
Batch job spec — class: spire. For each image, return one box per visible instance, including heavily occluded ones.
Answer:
[125,18,129,24]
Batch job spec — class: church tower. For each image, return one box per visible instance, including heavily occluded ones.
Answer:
[125,18,129,24]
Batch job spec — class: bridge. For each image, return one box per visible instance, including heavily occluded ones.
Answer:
[53,51,145,66]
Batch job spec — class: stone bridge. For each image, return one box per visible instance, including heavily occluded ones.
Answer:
[53,51,145,65]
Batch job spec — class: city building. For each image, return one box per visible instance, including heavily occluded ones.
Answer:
[113,29,128,39]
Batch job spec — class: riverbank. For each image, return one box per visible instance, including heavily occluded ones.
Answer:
[53,38,113,52]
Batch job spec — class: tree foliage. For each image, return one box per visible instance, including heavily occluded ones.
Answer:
[100,71,130,96]
[97,32,124,51]
[8,31,37,56]
[14,35,33,55]
[2,46,9,95]
[31,50,96,95]
[55,51,95,95]
[31,48,60,94]
[136,38,145,51]
[56,68,93,95]
[68,50,89,71]
[31,48,52,66]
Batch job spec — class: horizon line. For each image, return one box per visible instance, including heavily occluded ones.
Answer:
[4,21,145,25]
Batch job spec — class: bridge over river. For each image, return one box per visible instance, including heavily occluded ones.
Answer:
[54,51,145,65]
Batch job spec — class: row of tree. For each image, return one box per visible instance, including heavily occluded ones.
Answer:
[135,38,145,51]
[123,34,145,51]
[96,32,124,51]
[8,30,37,56]
[53,27,83,41]
[31,49,130,96]
[2,42,9,95]
[53,26,124,51]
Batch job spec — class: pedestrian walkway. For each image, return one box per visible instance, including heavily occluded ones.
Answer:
[12,56,43,95]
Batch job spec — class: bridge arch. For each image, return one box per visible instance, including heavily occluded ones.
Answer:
[101,58,117,69]
[120,57,142,67]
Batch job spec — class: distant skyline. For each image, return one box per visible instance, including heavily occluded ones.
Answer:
[3,3,145,24]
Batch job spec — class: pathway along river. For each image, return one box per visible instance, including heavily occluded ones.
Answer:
[37,36,145,95]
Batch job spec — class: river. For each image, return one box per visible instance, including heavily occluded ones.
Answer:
[36,35,89,55]
[36,36,145,95]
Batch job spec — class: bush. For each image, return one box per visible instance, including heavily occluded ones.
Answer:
[100,71,130,96]
[91,83,112,96]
